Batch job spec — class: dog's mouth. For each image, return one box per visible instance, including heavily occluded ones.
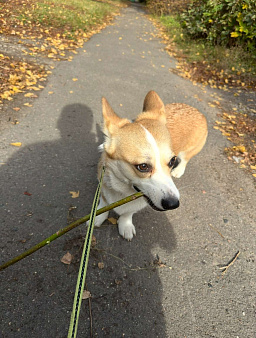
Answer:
[133,185,165,212]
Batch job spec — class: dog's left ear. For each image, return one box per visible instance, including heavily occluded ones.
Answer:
[143,91,165,113]
[137,91,166,123]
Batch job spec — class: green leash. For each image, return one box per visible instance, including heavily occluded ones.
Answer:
[67,167,105,338]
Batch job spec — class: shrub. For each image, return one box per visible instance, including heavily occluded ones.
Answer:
[181,0,256,49]
[146,0,190,15]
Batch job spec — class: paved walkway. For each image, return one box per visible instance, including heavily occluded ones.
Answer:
[1,5,255,337]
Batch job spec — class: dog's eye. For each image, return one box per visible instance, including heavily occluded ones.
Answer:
[168,156,177,169]
[135,163,151,173]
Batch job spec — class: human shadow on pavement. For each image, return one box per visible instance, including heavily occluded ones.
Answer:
[1,103,177,338]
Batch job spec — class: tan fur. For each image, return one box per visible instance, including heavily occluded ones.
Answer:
[165,103,208,161]
[93,91,208,240]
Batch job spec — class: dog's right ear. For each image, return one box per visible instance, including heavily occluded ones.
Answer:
[102,97,130,136]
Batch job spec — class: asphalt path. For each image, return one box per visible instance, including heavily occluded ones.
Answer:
[1,5,255,338]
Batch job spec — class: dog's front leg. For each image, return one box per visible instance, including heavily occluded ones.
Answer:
[118,213,136,241]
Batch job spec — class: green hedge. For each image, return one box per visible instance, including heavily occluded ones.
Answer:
[181,0,256,49]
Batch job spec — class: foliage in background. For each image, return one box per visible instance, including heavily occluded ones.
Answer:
[147,0,256,89]
[146,0,190,15]
[181,0,256,50]
[159,15,256,89]
[148,0,256,173]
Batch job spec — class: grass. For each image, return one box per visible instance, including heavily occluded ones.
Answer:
[22,0,114,32]
[158,15,256,89]
[0,0,126,39]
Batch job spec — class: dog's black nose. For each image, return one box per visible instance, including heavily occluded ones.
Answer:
[161,198,180,210]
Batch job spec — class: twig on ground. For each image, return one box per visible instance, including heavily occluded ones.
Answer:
[85,282,93,338]
[219,250,240,276]
[92,247,171,272]
[209,223,225,239]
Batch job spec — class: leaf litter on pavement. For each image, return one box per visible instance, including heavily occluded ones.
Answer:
[0,0,125,105]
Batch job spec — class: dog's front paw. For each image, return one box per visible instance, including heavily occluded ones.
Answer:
[118,218,136,241]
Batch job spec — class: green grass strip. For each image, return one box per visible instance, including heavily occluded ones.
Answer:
[68,167,105,338]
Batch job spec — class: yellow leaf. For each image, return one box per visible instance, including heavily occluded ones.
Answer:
[108,217,117,225]
[24,103,32,107]
[250,165,256,170]
[48,91,53,94]
[72,78,78,82]
[24,92,35,97]
[69,191,79,198]
[231,32,239,38]
[10,142,22,147]
[253,174,256,177]
[29,86,40,91]
[233,145,246,153]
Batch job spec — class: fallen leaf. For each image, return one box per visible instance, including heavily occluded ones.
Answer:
[233,145,246,153]
[69,191,79,198]
[72,78,78,82]
[24,92,36,97]
[13,107,20,111]
[61,252,73,265]
[98,262,104,269]
[24,191,32,196]
[108,217,117,225]
[82,290,91,299]
[91,235,97,247]
[10,142,22,147]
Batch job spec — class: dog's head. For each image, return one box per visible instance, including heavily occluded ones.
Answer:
[101,91,180,211]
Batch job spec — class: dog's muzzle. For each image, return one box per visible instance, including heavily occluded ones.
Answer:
[133,185,180,211]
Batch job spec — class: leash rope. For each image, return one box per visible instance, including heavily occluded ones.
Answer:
[68,167,105,338]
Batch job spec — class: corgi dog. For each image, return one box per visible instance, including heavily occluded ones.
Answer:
[92,91,208,240]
